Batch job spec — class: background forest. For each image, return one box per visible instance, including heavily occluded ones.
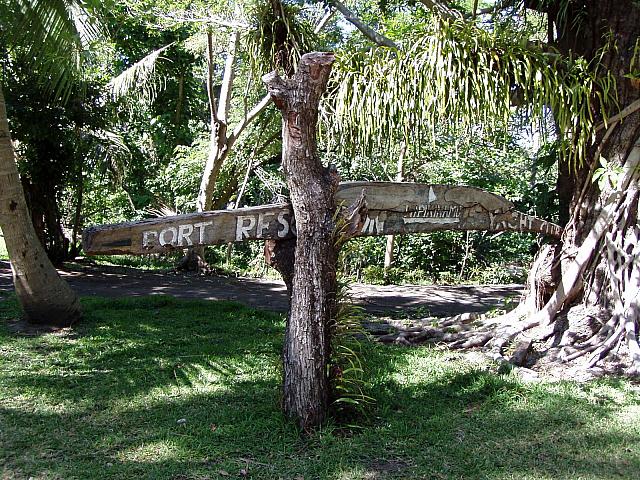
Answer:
[0,0,560,285]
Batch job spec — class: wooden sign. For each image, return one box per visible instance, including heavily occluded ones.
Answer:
[339,182,563,239]
[82,182,562,255]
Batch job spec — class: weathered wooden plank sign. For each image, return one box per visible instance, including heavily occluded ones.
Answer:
[82,182,562,255]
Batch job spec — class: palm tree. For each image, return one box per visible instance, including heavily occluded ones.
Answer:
[0,0,103,326]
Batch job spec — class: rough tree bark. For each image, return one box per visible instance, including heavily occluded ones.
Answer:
[513,0,640,372]
[263,52,338,430]
[0,84,81,326]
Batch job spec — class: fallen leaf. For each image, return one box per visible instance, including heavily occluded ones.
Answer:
[210,423,217,432]
[218,470,229,477]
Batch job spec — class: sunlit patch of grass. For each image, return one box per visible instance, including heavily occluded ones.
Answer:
[1,295,639,479]
[88,254,178,270]
[118,439,188,464]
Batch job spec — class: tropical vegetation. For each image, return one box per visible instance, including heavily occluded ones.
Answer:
[1,0,639,430]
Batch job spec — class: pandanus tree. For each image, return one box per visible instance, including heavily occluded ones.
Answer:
[329,0,640,373]
[0,0,103,325]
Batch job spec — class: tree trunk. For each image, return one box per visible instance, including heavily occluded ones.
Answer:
[379,1,640,374]
[22,178,71,265]
[383,142,406,274]
[527,0,640,371]
[263,52,338,430]
[475,1,640,371]
[70,167,84,257]
[0,84,81,326]
[175,73,184,125]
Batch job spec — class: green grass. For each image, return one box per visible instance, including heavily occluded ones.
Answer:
[1,296,639,479]
[89,254,178,271]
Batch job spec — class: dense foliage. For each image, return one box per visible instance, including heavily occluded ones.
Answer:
[1,0,563,284]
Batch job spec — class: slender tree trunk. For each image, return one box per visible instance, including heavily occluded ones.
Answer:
[175,73,184,125]
[263,52,338,430]
[196,30,272,213]
[70,167,84,257]
[188,30,238,266]
[384,143,406,273]
[189,23,271,270]
[197,30,238,213]
[0,84,81,326]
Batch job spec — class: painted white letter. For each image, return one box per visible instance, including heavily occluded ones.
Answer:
[257,212,275,238]
[362,215,384,234]
[142,230,158,247]
[159,227,177,246]
[235,215,256,241]
[193,221,213,244]
[177,224,194,246]
[277,211,290,238]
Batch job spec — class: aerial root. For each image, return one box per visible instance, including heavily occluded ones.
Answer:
[625,316,640,375]
[372,305,534,358]
[585,318,625,368]
[368,284,640,374]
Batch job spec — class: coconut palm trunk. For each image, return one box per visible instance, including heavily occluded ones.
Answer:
[0,84,81,326]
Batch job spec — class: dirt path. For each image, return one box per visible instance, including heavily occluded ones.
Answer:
[0,260,522,316]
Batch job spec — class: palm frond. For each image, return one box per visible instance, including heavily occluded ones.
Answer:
[327,18,617,168]
[84,127,132,183]
[5,0,106,101]
[67,1,102,48]
[146,204,178,218]
[107,43,174,103]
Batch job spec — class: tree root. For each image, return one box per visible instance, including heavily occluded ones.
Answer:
[175,249,211,274]
[585,318,625,368]
[372,308,524,354]
[367,299,640,376]
[624,313,640,375]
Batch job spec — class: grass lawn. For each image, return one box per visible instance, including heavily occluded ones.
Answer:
[0,295,638,479]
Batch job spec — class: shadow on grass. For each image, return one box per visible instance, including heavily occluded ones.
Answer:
[1,295,638,479]
[1,296,283,402]
[355,345,638,479]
